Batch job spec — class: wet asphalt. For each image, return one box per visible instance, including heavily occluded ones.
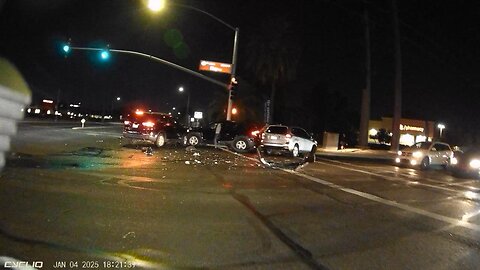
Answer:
[0,121,479,270]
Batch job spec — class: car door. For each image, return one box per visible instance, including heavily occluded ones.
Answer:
[219,121,235,142]
[290,128,304,151]
[297,128,312,152]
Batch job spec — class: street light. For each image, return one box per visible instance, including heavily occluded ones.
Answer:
[437,123,446,138]
[147,0,165,12]
[116,96,121,101]
[178,86,190,127]
[147,1,239,121]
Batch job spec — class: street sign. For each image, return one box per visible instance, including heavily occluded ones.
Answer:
[199,60,232,74]
[194,111,203,119]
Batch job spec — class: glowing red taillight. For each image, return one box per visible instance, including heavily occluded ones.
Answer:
[251,130,260,136]
[142,121,155,128]
[124,120,131,125]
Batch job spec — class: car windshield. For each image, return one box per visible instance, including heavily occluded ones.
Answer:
[412,142,432,150]
[265,126,288,134]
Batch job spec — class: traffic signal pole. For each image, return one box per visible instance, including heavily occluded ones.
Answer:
[66,46,228,89]
[226,27,239,121]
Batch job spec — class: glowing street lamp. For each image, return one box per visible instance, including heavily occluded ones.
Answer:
[437,123,446,138]
[147,0,165,12]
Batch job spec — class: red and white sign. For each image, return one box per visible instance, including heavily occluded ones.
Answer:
[199,60,232,74]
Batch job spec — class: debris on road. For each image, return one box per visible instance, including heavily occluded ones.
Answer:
[122,231,135,239]
[143,147,153,156]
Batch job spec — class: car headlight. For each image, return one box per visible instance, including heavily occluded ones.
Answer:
[451,157,458,165]
[412,151,423,158]
[397,151,402,156]
[469,159,480,169]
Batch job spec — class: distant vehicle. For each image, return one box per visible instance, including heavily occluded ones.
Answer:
[259,124,317,157]
[123,110,186,147]
[395,141,454,169]
[183,120,259,153]
[451,147,480,178]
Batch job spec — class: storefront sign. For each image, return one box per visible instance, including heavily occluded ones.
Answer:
[400,124,424,133]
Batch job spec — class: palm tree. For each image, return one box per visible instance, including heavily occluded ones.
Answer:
[245,16,302,123]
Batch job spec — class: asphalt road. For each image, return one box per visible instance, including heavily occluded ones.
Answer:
[1,121,479,269]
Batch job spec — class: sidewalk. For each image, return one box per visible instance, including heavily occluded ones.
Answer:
[316,148,396,162]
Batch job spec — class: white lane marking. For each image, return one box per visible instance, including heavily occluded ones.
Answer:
[324,159,480,191]
[72,126,115,130]
[283,169,480,232]
[462,209,480,222]
[316,160,480,199]
[221,150,480,232]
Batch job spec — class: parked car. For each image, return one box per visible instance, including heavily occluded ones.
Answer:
[183,120,260,153]
[123,110,186,147]
[450,146,480,178]
[259,124,317,157]
[395,141,454,169]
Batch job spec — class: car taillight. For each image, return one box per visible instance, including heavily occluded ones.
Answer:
[124,120,131,125]
[142,121,155,127]
[261,133,265,139]
[251,130,260,136]
[286,134,292,138]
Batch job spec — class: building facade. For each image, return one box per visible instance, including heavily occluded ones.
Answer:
[368,117,435,146]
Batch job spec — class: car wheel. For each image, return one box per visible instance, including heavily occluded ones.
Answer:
[232,137,250,153]
[292,144,300,157]
[305,145,317,162]
[187,134,201,146]
[155,133,166,148]
[420,157,429,170]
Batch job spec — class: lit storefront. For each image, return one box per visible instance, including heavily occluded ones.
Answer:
[368,117,435,146]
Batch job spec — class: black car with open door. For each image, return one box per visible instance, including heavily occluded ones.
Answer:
[183,120,260,153]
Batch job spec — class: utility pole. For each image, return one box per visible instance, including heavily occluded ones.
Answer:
[391,0,402,151]
[359,3,371,148]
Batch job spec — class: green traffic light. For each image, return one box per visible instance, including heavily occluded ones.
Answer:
[100,50,109,60]
[63,45,70,53]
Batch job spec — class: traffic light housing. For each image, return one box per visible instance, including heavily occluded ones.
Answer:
[229,77,237,100]
[62,39,72,57]
[100,49,110,61]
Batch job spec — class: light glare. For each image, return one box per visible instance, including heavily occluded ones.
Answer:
[148,0,165,12]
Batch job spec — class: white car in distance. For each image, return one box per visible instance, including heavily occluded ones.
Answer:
[259,125,317,158]
[395,141,454,169]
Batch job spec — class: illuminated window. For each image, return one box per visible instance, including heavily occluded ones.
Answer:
[400,134,415,146]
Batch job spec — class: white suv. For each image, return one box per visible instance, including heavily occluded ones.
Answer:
[259,125,317,157]
[395,141,454,169]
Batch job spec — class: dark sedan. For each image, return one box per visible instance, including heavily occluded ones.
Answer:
[451,147,480,178]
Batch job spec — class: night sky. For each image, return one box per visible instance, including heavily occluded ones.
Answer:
[1,0,479,142]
